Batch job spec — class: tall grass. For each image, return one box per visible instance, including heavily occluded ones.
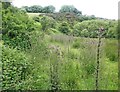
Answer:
[21,32,118,90]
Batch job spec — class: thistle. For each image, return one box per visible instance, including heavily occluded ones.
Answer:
[96,27,105,90]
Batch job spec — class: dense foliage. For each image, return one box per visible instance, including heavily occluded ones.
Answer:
[73,20,117,38]
[2,45,30,90]
[59,5,82,15]
[22,5,55,13]
[1,2,118,91]
[32,15,117,38]
[58,21,71,35]
[2,2,36,50]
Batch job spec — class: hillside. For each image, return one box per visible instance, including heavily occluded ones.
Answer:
[1,2,118,90]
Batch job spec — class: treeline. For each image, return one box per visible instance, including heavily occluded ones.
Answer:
[32,14,117,38]
[21,5,55,13]
[21,4,113,22]
[21,5,82,15]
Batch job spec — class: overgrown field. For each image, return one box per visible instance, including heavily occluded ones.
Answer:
[2,33,118,90]
[1,2,118,90]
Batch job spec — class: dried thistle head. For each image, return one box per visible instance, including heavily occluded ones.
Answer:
[99,27,105,32]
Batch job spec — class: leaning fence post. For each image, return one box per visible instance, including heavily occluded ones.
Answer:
[96,27,105,90]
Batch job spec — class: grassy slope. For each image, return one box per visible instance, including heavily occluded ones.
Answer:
[27,13,40,18]
[25,33,118,90]
[26,13,118,90]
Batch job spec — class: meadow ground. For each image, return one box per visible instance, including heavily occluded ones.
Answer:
[24,33,118,90]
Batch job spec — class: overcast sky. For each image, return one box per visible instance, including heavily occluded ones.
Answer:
[12,0,119,19]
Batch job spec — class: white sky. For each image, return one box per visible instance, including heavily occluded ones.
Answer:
[12,0,119,19]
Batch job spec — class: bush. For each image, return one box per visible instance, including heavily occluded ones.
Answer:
[73,19,117,38]
[2,45,30,90]
[2,4,35,50]
[34,22,42,31]
[58,22,71,35]
[39,16,57,31]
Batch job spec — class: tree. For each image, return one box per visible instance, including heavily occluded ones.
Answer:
[58,21,71,35]
[2,2,11,9]
[73,20,112,37]
[59,5,82,15]
[2,2,36,50]
[22,5,55,13]
[39,16,57,31]
[30,5,43,13]
[21,6,29,12]
[21,6,32,12]
[22,5,43,13]
[42,5,55,13]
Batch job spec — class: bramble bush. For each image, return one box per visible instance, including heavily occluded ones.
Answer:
[2,45,30,90]
[2,3,35,50]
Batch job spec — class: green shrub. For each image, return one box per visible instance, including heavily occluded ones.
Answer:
[73,19,117,38]
[39,16,57,31]
[2,3,36,50]
[34,22,42,31]
[58,21,71,35]
[2,45,30,90]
